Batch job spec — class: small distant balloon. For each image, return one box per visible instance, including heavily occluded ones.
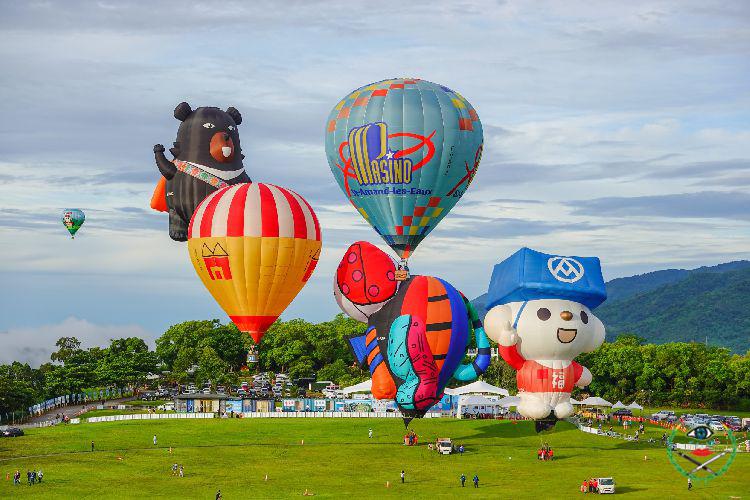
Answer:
[61,209,85,238]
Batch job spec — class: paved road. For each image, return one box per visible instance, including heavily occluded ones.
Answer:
[21,397,137,428]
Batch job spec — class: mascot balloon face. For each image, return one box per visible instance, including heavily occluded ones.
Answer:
[151,102,251,241]
[335,241,491,425]
[484,247,607,422]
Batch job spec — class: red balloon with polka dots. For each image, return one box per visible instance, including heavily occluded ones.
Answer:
[334,241,398,322]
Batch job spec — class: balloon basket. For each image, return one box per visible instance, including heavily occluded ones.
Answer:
[395,259,410,281]
[246,346,258,364]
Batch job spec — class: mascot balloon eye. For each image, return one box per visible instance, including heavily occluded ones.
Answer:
[335,241,491,426]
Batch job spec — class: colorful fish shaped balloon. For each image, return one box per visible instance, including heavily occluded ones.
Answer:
[335,241,490,425]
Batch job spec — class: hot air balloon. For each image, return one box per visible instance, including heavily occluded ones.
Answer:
[325,78,483,268]
[61,209,85,238]
[187,183,321,344]
[151,102,250,242]
[483,248,607,431]
[335,241,490,425]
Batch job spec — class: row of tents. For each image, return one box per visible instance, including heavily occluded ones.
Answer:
[341,379,644,411]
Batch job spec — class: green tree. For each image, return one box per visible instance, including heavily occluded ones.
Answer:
[194,346,233,387]
[97,337,158,390]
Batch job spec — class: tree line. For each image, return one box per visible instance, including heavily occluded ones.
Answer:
[2,316,749,421]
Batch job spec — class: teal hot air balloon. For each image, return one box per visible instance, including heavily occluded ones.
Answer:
[325,78,483,262]
[61,209,85,238]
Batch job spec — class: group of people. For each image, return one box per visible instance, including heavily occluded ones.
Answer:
[580,478,599,493]
[403,430,418,446]
[11,469,43,486]
[537,443,554,461]
[171,463,185,477]
[459,473,479,488]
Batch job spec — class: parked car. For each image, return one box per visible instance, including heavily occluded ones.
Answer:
[651,410,675,421]
[611,409,633,417]
[727,422,742,432]
[708,421,725,431]
[596,477,616,494]
[1,427,24,437]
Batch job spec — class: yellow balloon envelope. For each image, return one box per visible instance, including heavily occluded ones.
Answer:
[187,183,322,343]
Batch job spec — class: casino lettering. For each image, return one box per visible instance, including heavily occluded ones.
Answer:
[353,157,413,186]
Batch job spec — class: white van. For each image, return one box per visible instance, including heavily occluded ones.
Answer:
[436,438,453,455]
[596,477,615,494]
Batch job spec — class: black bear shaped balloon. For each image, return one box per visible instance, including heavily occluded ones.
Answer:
[152,102,250,241]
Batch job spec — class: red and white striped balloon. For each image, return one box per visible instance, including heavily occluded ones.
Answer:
[187,183,322,342]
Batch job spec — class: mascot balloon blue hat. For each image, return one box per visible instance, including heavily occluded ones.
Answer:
[486,247,607,313]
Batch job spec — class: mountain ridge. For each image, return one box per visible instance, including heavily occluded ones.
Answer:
[471,259,750,353]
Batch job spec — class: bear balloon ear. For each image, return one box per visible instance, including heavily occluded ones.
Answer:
[226,107,242,125]
[174,102,192,121]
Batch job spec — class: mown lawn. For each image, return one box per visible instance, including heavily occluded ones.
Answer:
[0,417,747,499]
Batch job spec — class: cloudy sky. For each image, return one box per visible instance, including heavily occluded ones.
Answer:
[1,0,748,366]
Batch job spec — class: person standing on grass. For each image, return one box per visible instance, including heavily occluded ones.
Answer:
[38,470,43,483]
[688,477,692,490]
[172,463,178,476]
[27,470,32,486]
[460,474,466,487]
[473,474,479,488]
[91,440,95,452]
[369,428,373,439]
[179,465,184,478]
[401,470,405,483]
[153,435,157,446]
[216,489,222,499]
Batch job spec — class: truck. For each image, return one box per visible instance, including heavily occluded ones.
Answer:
[436,438,453,455]
[596,477,616,494]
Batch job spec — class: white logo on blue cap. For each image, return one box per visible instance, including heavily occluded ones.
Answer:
[547,257,584,283]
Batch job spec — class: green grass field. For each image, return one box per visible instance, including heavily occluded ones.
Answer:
[1,417,748,499]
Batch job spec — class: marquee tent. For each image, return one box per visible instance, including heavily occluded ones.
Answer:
[580,396,613,407]
[341,379,372,395]
[496,395,521,407]
[444,380,509,396]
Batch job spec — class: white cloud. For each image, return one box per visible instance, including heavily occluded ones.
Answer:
[0,0,748,349]
[0,317,154,367]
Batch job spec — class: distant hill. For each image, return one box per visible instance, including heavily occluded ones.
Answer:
[604,260,750,303]
[472,260,750,353]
